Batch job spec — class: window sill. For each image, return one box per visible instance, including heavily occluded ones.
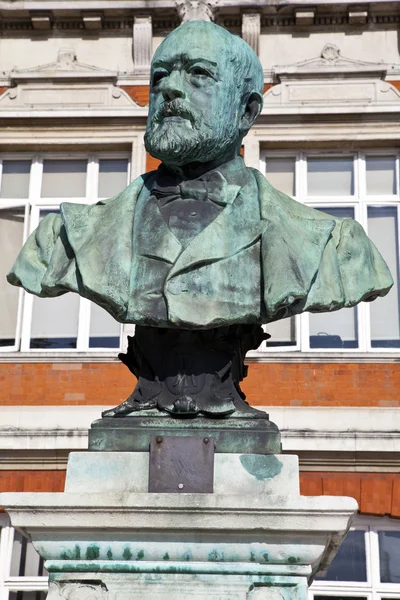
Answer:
[0,350,399,363]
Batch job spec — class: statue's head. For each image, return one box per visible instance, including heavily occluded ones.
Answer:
[144,20,264,167]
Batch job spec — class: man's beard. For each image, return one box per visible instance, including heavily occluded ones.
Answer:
[144,100,239,166]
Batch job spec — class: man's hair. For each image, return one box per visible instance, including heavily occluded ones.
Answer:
[153,21,264,105]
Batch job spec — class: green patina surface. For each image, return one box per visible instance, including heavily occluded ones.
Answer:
[86,545,100,561]
[47,561,302,577]
[240,454,283,481]
[7,21,392,335]
[123,548,133,560]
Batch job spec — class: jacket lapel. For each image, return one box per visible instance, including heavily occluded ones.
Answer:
[134,188,182,265]
[168,181,265,277]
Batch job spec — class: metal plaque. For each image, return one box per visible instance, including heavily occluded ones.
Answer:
[149,435,215,493]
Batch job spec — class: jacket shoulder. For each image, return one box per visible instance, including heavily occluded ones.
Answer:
[251,168,339,223]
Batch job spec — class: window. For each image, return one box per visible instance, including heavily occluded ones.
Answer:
[0,518,47,599]
[310,517,400,600]
[0,154,130,353]
[259,151,400,353]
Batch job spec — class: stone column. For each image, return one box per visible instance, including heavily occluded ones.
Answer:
[133,16,152,74]
[242,13,261,55]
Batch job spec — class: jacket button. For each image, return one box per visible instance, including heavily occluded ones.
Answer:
[167,281,181,295]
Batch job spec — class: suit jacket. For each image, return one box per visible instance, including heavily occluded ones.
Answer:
[7,164,393,329]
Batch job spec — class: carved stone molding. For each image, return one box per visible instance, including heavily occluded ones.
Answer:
[9,48,117,83]
[2,50,142,112]
[133,15,152,74]
[263,44,400,111]
[48,581,108,600]
[273,43,388,81]
[241,13,261,55]
[176,0,217,23]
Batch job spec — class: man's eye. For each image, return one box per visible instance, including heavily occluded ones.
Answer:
[190,67,211,78]
[152,71,168,85]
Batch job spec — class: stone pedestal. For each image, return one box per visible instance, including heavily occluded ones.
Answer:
[0,446,357,600]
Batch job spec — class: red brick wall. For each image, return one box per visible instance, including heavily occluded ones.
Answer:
[146,153,161,172]
[301,472,400,518]
[1,362,399,407]
[1,469,398,518]
[242,363,400,407]
[121,85,149,106]
[0,470,65,493]
[388,81,400,92]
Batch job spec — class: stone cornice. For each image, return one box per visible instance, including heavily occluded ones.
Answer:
[0,1,399,30]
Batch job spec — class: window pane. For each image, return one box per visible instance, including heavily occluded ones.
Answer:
[29,210,79,349]
[368,207,400,348]
[30,294,79,349]
[265,318,296,347]
[308,157,354,196]
[310,207,358,348]
[0,208,25,347]
[41,160,87,198]
[316,530,367,582]
[11,530,47,576]
[315,597,367,600]
[98,159,129,198]
[9,593,47,600]
[0,160,30,198]
[366,156,396,195]
[89,302,121,348]
[379,531,400,583]
[265,157,295,196]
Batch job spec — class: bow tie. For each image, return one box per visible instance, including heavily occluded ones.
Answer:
[151,171,228,207]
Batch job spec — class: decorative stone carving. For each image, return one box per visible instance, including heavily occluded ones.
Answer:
[295,10,315,26]
[273,43,388,79]
[176,0,217,23]
[0,49,142,112]
[265,44,400,111]
[48,582,107,600]
[241,13,261,55]
[9,48,117,81]
[320,43,340,61]
[133,16,152,74]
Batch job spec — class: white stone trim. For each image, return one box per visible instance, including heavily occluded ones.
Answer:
[133,16,152,74]
[241,13,261,55]
[1,406,399,456]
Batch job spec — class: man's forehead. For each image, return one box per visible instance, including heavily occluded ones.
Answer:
[152,28,232,68]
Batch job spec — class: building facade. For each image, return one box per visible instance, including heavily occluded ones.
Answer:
[0,0,399,597]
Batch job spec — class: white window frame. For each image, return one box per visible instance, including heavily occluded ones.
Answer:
[310,516,400,600]
[0,515,48,600]
[0,152,131,354]
[257,149,400,355]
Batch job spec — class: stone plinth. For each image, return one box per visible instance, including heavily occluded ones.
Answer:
[0,448,357,600]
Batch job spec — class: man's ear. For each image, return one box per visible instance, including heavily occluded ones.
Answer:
[240,91,263,133]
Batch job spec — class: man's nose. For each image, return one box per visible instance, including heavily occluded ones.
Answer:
[160,70,186,102]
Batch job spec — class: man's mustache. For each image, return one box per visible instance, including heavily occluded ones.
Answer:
[153,100,196,125]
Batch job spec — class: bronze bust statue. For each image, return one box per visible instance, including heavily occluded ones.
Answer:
[8,21,393,418]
